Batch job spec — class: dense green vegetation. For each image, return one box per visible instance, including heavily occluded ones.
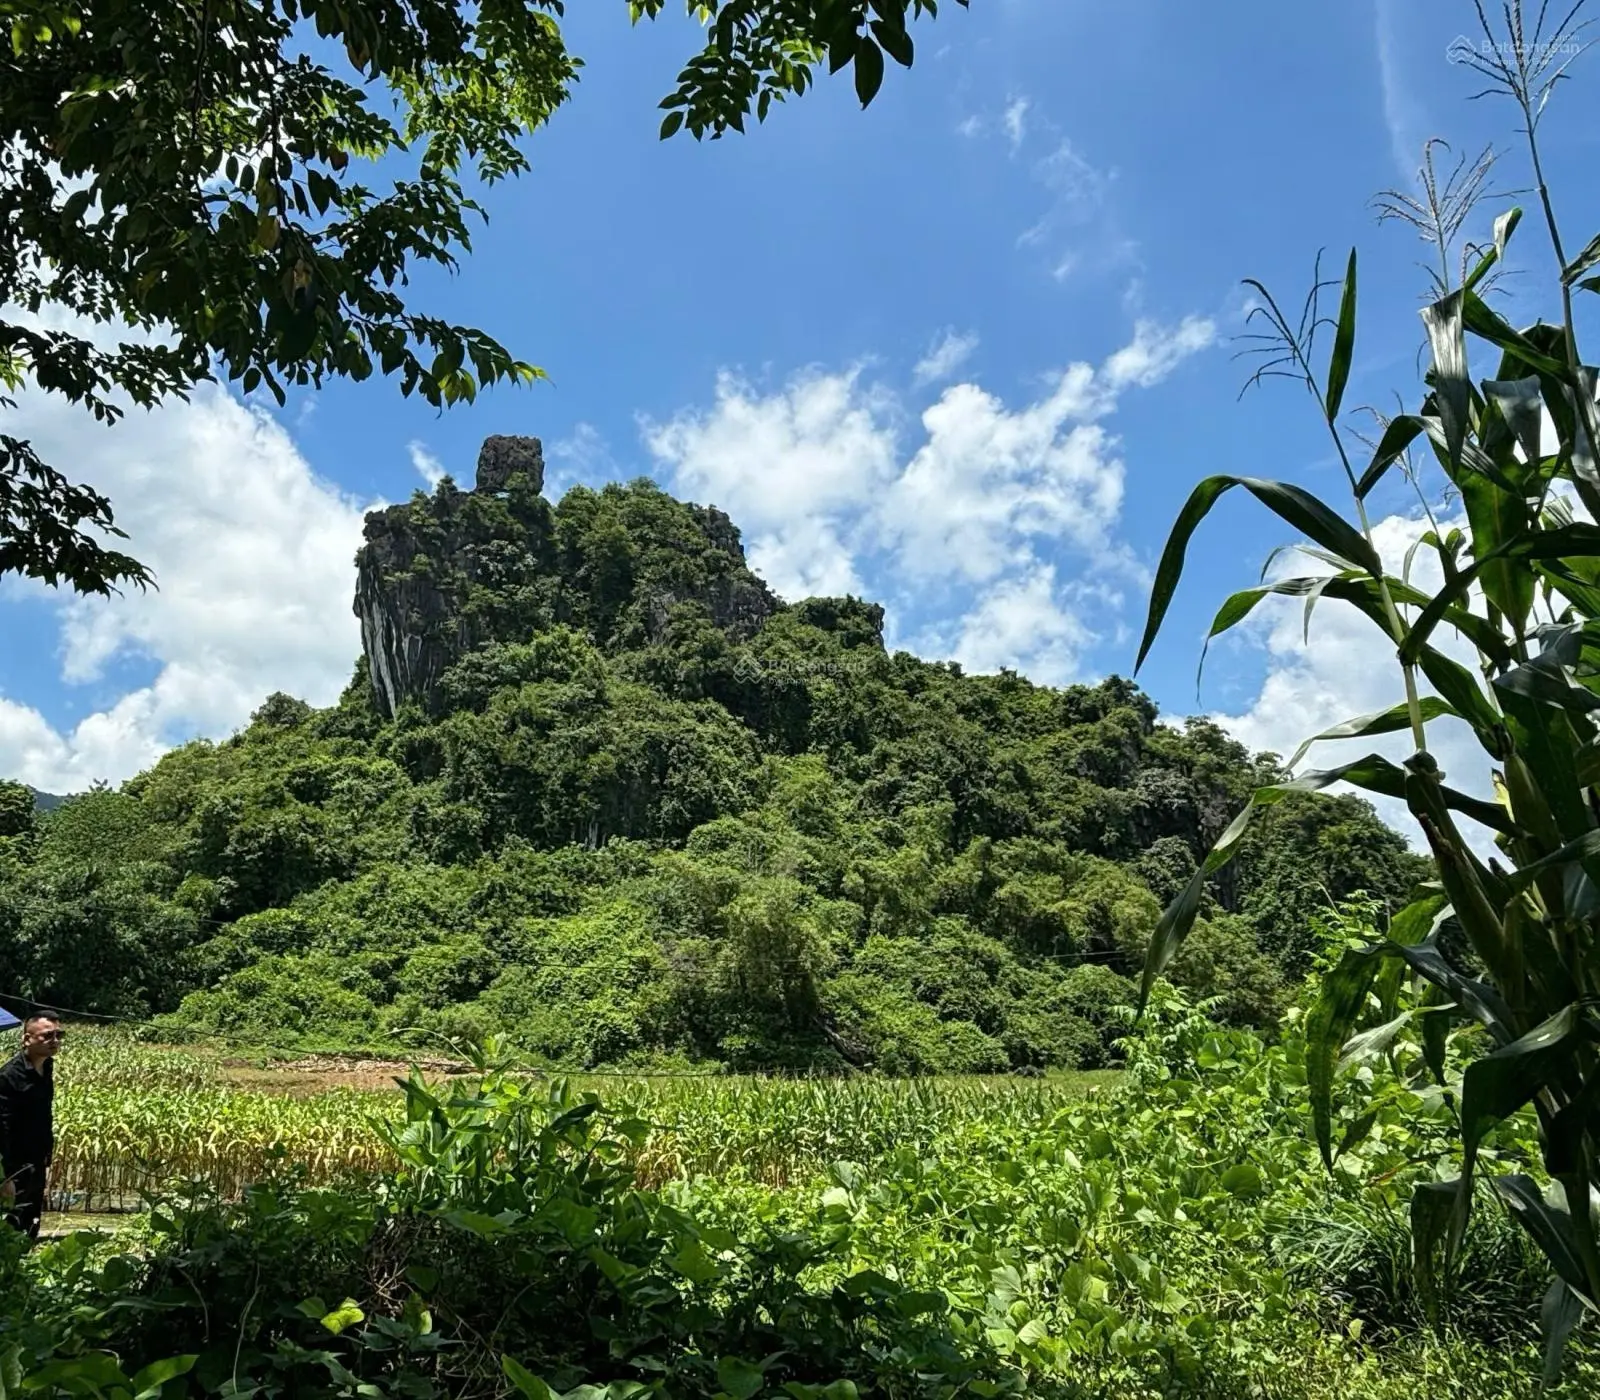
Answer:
[0,476,1423,1072]
[1133,0,1600,1347]
[19,1,1600,1389]
[3,955,1595,1399]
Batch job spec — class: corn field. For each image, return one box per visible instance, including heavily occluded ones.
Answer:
[42,1028,1117,1210]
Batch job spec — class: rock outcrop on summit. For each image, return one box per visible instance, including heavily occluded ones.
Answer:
[353,434,779,718]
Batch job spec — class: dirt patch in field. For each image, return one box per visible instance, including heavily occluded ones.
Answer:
[40,1210,136,1238]
[217,1054,473,1095]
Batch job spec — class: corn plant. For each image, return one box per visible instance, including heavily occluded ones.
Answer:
[1134,0,1600,1372]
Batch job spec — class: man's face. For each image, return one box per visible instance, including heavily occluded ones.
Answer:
[22,1020,62,1060]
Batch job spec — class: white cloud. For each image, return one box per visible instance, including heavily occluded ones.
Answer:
[409,440,447,488]
[913,328,979,386]
[1374,0,1428,183]
[1105,316,1218,389]
[964,95,1136,283]
[641,367,902,598]
[1003,96,1030,151]
[947,565,1092,687]
[0,383,376,792]
[1034,137,1109,213]
[882,372,1119,580]
[547,422,615,490]
[1209,509,1497,852]
[645,316,1215,681]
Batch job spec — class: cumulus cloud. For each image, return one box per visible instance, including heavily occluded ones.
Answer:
[641,367,902,598]
[644,316,1215,681]
[931,565,1092,687]
[1106,316,1219,389]
[913,328,980,386]
[0,383,376,792]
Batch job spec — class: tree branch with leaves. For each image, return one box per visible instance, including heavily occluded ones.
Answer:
[0,0,970,595]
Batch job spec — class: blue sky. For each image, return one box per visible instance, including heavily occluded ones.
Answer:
[5,0,1600,841]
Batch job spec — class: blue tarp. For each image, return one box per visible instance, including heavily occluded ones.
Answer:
[0,1008,19,1030]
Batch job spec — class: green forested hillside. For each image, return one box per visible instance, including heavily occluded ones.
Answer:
[0,475,1426,1070]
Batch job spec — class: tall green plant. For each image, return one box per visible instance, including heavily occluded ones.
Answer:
[1136,0,1600,1374]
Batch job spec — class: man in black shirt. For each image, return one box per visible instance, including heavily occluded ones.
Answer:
[0,1013,62,1242]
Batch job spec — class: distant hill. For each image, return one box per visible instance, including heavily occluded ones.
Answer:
[30,789,68,812]
[0,445,1431,1071]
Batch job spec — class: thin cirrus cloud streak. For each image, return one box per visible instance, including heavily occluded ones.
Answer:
[958,89,1133,283]
[1374,0,1433,183]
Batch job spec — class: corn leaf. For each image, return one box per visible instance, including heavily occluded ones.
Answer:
[1137,477,1381,673]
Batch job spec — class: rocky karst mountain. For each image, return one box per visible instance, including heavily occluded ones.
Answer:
[354,434,779,718]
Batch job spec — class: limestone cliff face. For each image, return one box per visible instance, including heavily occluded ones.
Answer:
[353,435,779,718]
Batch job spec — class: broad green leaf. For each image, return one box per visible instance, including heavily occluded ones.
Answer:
[1413,645,1504,750]
[1461,292,1569,376]
[1495,1175,1592,1296]
[1219,1162,1265,1198]
[0,1347,21,1400]
[1460,1005,1592,1198]
[1284,697,1456,772]
[321,1299,365,1336]
[1411,1178,1466,1322]
[501,1356,554,1400]
[1458,467,1534,633]
[717,1356,766,1400]
[1306,945,1384,1167]
[21,1355,131,1395]
[1376,893,1448,1017]
[1420,984,1453,1085]
[1388,936,1516,1046]
[1337,1011,1414,1071]
[1420,290,1470,470]
[1493,206,1523,262]
[1326,248,1357,421]
[1494,655,1600,718]
[1356,414,1427,498]
[853,38,885,106]
[1561,230,1600,286]
[1482,376,1544,472]
[1464,206,1522,291]
[1400,524,1600,665]
[443,1209,510,1236]
[1541,1277,1584,1388]
[1197,572,1386,691]
[1137,476,1381,673]
[131,1357,197,1399]
[1504,830,1600,894]
[871,17,914,67]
